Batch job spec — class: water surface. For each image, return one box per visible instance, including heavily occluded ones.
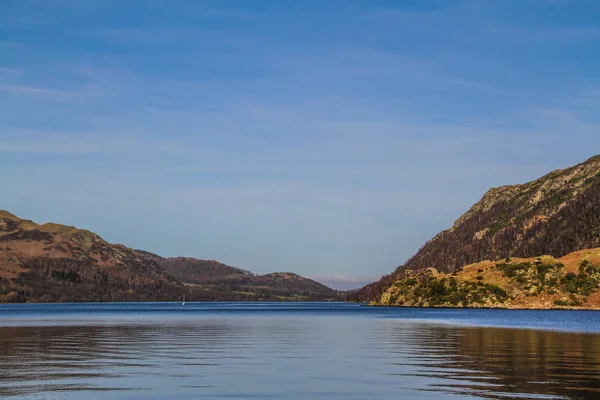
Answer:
[0,302,599,399]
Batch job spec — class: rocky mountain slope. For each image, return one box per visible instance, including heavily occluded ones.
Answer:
[0,211,340,302]
[352,154,600,303]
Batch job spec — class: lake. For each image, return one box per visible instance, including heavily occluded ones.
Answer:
[0,302,599,400]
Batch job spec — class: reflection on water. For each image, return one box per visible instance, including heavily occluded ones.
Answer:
[392,325,600,399]
[0,306,599,400]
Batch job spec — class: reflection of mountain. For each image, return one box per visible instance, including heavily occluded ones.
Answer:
[0,322,238,398]
[393,324,600,399]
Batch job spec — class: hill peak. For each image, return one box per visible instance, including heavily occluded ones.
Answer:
[0,210,19,220]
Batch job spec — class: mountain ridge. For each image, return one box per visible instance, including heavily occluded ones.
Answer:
[0,211,340,302]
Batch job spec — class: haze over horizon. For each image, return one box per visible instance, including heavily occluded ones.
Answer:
[1,1,599,287]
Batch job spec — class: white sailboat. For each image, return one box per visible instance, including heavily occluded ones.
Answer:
[182,293,185,306]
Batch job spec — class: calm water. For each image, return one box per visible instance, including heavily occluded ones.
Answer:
[1,303,599,400]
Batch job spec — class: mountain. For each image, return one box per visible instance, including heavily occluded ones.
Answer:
[0,211,340,302]
[352,154,600,304]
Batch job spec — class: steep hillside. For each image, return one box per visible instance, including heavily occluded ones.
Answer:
[352,154,600,302]
[0,211,181,302]
[405,155,600,273]
[374,248,600,309]
[0,211,340,302]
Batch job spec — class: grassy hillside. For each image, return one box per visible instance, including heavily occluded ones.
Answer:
[375,248,600,309]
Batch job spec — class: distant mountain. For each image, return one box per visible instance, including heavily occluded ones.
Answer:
[157,257,340,301]
[352,154,600,303]
[160,257,253,283]
[0,211,341,302]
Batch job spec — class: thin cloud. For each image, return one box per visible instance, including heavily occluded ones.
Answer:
[0,136,202,156]
[487,26,600,44]
[0,84,88,100]
[0,41,22,47]
[0,67,19,74]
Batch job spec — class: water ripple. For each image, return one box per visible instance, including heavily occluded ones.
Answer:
[0,303,599,399]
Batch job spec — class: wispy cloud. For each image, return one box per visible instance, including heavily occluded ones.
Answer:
[0,84,88,100]
[0,67,19,74]
[0,41,22,47]
[0,135,204,156]
[487,26,600,44]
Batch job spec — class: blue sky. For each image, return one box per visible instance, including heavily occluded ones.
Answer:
[1,1,599,287]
